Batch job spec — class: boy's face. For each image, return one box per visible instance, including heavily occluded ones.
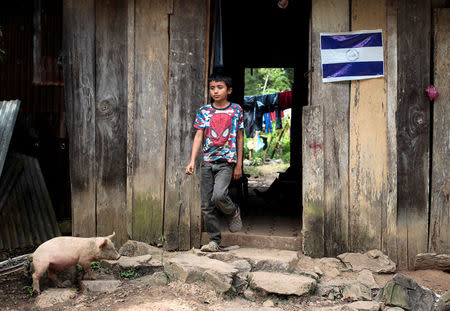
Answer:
[209,80,232,103]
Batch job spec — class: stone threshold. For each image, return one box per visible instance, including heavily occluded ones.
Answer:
[201,232,302,251]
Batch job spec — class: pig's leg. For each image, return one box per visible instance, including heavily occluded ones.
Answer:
[47,268,64,288]
[80,263,96,280]
[32,261,47,294]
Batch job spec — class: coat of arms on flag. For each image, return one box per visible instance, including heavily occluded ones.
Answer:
[320,29,384,82]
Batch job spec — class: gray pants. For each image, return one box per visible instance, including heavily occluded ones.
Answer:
[201,161,238,244]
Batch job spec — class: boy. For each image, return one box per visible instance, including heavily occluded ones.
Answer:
[185,74,244,252]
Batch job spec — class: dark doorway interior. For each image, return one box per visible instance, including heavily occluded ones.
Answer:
[0,1,70,222]
[212,0,310,241]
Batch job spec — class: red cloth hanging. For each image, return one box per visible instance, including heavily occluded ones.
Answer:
[279,90,292,110]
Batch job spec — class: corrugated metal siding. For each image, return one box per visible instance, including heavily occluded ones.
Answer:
[0,100,20,177]
[0,154,60,251]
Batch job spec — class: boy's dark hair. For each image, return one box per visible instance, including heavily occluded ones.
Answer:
[208,73,232,88]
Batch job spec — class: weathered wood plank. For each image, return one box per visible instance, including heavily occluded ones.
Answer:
[126,0,135,240]
[164,0,206,250]
[429,8,450,254]
[414,253,450,271]
[62,0,96,237]
[302,105,324,257]
[383,0,398,263]
[131,0,169,245]
[397,0,431,270]
[95,0,128,246]
[310,0,349,257]
[349,0,388,252]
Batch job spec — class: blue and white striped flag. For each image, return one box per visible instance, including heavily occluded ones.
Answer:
[320,29,384,82]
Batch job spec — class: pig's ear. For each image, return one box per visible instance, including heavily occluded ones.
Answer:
[100,238,108,248]
[106,232,115,240]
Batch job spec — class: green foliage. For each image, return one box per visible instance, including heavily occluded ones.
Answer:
[120,267,136,279]
[23,285,34,297]
[76,264,83,272]
[244,68,293,95]
[90,261,101,270]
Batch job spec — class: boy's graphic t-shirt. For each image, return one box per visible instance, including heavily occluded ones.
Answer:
[194,103,244,163]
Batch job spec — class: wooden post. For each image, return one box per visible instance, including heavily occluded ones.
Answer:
[349,0,388,253]
[383,0,398,263]
[164,0,206,250]
[310,0,350,257]
[302,105,324,257]
[429,8,449,254]
[95,0,128,245]
[397,0,431,269]
[62,0,96,238]
[131,0,169,245]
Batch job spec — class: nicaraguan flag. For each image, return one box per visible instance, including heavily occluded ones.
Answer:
[320,29,384,82]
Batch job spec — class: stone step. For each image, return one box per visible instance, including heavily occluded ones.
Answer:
[164,253,239,293]
[202,247,299,273]
[201,232,302,251]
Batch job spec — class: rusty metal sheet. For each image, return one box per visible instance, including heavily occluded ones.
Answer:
[0,100,21,178]
[0,153,60,251]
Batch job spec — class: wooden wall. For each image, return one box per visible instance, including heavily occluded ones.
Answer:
[63,0,206,248]
[430,8,449,255]
[304,0,447,269]
[63,0,448,262]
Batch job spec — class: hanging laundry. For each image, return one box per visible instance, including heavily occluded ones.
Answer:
[243,92,280,137]
[278,90,292,110]
[263,113,272,133]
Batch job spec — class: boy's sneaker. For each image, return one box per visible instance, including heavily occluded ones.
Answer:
[229,207,242,233]
[200,241,221,252]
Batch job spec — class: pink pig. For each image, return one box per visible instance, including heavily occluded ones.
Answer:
[31,232,120,294]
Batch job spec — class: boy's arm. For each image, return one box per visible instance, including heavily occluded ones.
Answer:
[233,129,244,180]
[186,129,204,175]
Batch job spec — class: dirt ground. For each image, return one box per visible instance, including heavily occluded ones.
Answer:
[0,261,449,311]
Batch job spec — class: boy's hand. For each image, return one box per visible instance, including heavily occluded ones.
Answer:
[233,164,242,180]
[185,163,195,175]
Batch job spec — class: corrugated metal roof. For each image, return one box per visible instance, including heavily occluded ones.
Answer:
[0,100,20,177]
[0,153,60,251]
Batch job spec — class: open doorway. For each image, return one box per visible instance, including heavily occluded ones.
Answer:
[207,0,310,247]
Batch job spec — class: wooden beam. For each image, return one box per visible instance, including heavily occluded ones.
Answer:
[95,0,128,246]
[349,0,388,252]
[302,105,325,257]
[383,0,398,263]
[62,0,96,237]
[397,0,431,270]
[126,0,135,240]
[429,8,450,254]
[309,0,350,257]
[164,0,206,250]
[132,0,169,245]
[414,253,450,271]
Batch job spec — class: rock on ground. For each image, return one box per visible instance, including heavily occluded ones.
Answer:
[341,301,380,311]
[338,250,396,273]
[436,290,450,311]
[35,288,77,308]
[249,271,316,296]
[207,248,298,272]
[358,269,380,290]
[80,279,121,293]
[129,271,169,287]
[376,273,436,311]
[119,240,163,257]
[164,254,238,293]
[342,282,372,301]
